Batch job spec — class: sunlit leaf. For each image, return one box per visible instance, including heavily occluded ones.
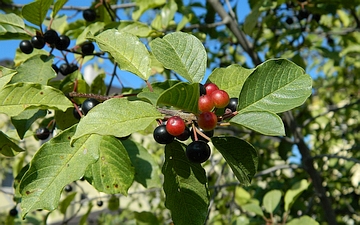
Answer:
[72,98,162,141]
[162,141,209,225]
[87,29,152,80]
[19,125,101,217]
[263,189,282,213]
[0,82,73,117]
[212,136,258,185]
[239,59,312,113]
[0,66,17,89]
[286,215,319,225]
[150,32,206,83]
[22,0,53,26]
[132,0,166,21]
[52,0,68,18]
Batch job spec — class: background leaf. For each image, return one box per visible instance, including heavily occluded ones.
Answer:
[72,98,162,141]
[19,126,101,217]
[242,203,264,217]
[263,189,282,213]
[122,139,161,188]
[11,54,55,85]
[238,59,312,113]
[52,0,68,18]
[22,0,53,26]
[286,215,319,225]
[0,131,24,156]
[59,192,76,215]
[87,29,152,80]
[0,13,29,37]
[0,82,73,117]
[162,141,209,225]
[284,179,310,212]
[230,111,285,136]
[207,64,253,98]
[157,82,199,113]
[132,0,166,21]
[137,80,179,105]
[85,136,134,195]
[150,32,206,83]
[212,136,258,185]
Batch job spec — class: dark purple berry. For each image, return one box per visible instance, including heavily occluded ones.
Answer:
[35,127,50,140]
[81,42,95,55]
[186,140,211,163]
[153,125,174,144]
[31,36,45,49]
[19,40,33,54]
[55,35,70,50]
[44,29,60,45]
[83,9,97,22]
[82,98,100,115]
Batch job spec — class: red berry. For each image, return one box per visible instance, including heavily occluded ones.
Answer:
[198,95,214,112]
[198,112,217,131]
[204,83,219,95]
[166,116,186,136]
[211,90,230,108]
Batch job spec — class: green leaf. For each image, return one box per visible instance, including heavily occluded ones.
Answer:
[150,32,207,83]
[76,22,105,45]
[0,82,73,117]
[238,59,312,113]
[22,0,53,27]
[243,1,261,35]
[242,203,264,217]
[132,0,166,21]
[19,125,101,217]
[230,111,285,136]
[134,211,159,225]
[107,195,120,211]
[0,66,17,89]
[157,82,199,113]
[286,215,319,225]
[234,186,251,206]
[263,189,282,213]
[72,98,162,141]
[212,136,258,185]
[0,131,24,157]
[207,64,253,98]
[79,202,93,225]
[54,108,79,130]
[87,29,152,80]
[122,139,161,188]
[153,0,177,29]
[59,192,76,214]
[284,179,309,212]
[11,54,55,85]
[52,0,68,18]
[11,109,47,139]
[162,141,209,225]
[0,13,29,37]
[137,80,179,105]
[85,136,134,195]
[118,21,160,37]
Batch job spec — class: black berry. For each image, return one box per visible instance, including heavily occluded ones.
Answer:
[298,9,309,20]
[285,17,293,25]
[44,29,60,45]
[190,127,214,142]
[73,105,83,120]
[52,64,59,73]
[64,185,72,192]
[35,127,50,140]
[199,83,206,96]
[186,140,211,163]
[82,98,100,115]
[59,63,78,76]
[83,9,97,22]
[81,42,95,55]
[176,126,191,141]
[226,97,238,112]
[9,207,18,217]
[153,125,174,144]
[19,40,33,54]
[31,35,45,49]
[55,35,70,50]
[97,200,103,207]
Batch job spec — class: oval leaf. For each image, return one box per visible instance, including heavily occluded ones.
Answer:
[157,82,199,113]
[19,125,101,217]
[163,141,209,225]
[239,59,312,113]
[263,189,282,213]
[230,111,285,136]
[284,179,309,212]
[72,98,162,141]
[286,215,319,225]
[85,136,134,195]
[242,203,264,217]
[211,136,258,185]
[207,64,253,98]
[0,82,73,117]
[150,32,206,83]
[87,29,152,80]
[22,0,53,26]
[0,131,24,156]
[11,54,55,85]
